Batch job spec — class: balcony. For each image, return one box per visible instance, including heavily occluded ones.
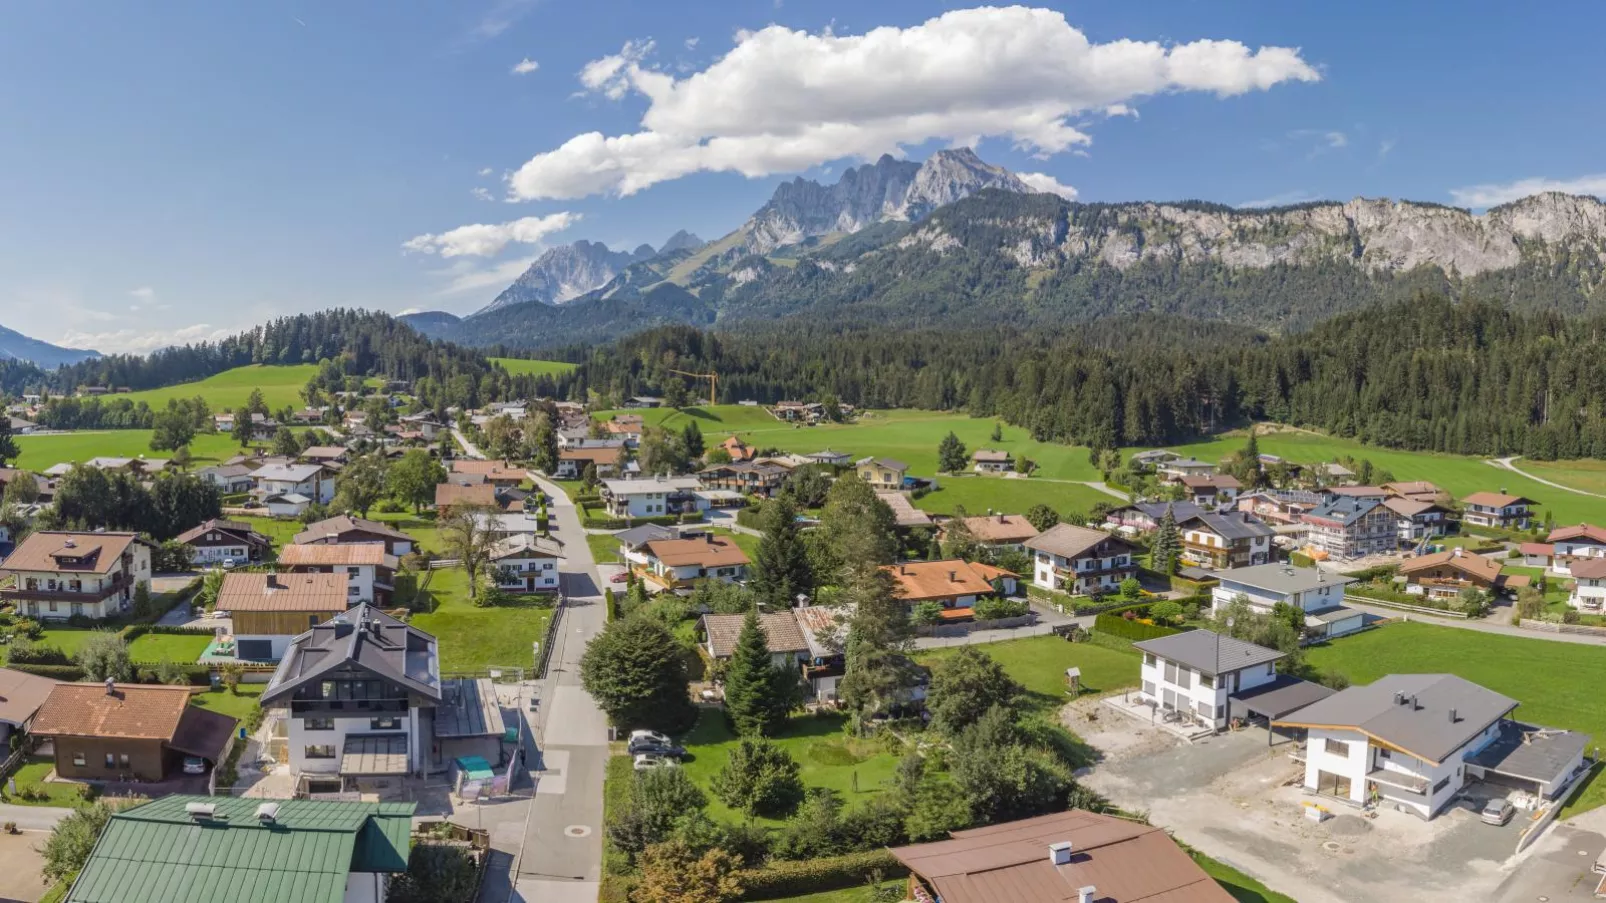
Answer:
[2,573,131,603]
[1366,766,1429,796]
[1053,559,1135,580]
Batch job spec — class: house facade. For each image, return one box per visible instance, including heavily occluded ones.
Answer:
[555,444,626,480]
[1178,511,1275,570]
[601,476,703,518]
[0,531,153,621]
[1179,474,1242,507]
[1303,497,1397,560]
[252,463,335,505]
[855,457,909,490]
[217,572,353,661]
[1211,563,1362,639]
[970,450,1013,473]
[1023,524,1138,595]
[1399,548,1512,600]
[1460,492,1535,530]
[175,519,272,566]
[1135,630,1284,730]
[1568,559,1606,611]
[276,544,399,607]
[30,682,235,783]
[1547,524,1606,576]
[488,535,564,593]
[697,462,787,496]
[637,534,750,591]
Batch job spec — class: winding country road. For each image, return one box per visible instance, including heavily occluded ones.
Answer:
[1488,455,1606,500]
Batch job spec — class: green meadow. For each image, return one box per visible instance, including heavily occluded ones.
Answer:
[491,357,578,378]
[116,363,319,413]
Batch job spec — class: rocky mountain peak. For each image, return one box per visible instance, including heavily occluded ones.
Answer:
[476,240,654,314]
[659,230,705,254]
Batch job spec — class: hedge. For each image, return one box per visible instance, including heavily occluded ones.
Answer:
[8,663,87,681]
[1094,612,1185,641]
[582,513,692,530]
[734,850,908,901]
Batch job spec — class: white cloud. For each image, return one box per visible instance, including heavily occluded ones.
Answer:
[1449,174,1606,209]
[402,211,581,257]
[1237,190,1319,209]
[129,286,156,301]
[477,167,494,177]
[509,7,1318,200]
[1378,138,1395,159]
[511,57,540,75]
[470,187,494,201]
[1017,172,1078,200]
[59,323,234,355]
[684,37,699,50]
[431,255,539,296]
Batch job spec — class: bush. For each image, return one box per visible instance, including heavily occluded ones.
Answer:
[1094,612,1183,641]
[910,602,943,626]
[1148,600,1184,624]
[711,738,805,818]
[6,638,71,666]
[972,597,1028,621]
[733,850,907,901]
[7,663,87,681]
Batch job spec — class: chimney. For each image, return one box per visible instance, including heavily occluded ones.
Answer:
[1452,547,1463,558]
[104,678,116,696]
[1048,841,1073,866]
[186,802,217,822]
[949,570,959,583]
[1078,886,1096,903]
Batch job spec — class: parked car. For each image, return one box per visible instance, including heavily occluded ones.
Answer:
[633,753,678,771]
[609,572,629,584]
[1481,798,1515,826]
[182,756,207,775]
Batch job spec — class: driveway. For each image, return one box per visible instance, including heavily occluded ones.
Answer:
[0,830,49,902]
[1496,821,1606,901]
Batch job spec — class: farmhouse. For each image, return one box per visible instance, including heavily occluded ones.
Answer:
[175,518,272,566]
[0,531,153,621]
[217,572,352,661]
[1177,511,1275,570]
[891,810,1235,903]
[699,611,810,669]
[1211,563,1362,639]
[970,449,1013,473]
[1023,524,1138,595]
[488,534,564,593]
[30,682,235,784]
[1460,491,1536,530]
[277,543,399,607]
[1275,674,1587,820]
[883,559,1018,620]
[292,514,416,556]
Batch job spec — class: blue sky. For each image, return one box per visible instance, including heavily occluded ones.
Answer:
[3,1,1605,353]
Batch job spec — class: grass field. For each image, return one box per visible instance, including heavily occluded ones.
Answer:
[409,567,553,673]
[492,357,578,378]
[118,363,319,413]
[1192,851,1297,903]
[1522,458,1606,499]
[186,684,264,722]
[1305,621,1605,742]
[586,532,622,563]
[128,632,212,663]
[678,708,902,825]
[914,635,1141,716]
[916,477,1117,517]
[13,430,245,472]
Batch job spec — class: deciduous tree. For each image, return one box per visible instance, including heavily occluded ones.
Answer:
[580,616,696,731]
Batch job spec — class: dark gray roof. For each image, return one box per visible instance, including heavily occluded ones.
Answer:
[1228,674,1336,721]
[1133,630,1284,677]
[1464,720,1589,784]
[1304,604,1362,624]
[1276,674,1518,765]
[1181,511,1275,541]
[262,605,440,707]
[1122,501,1207,522]
[1307,495,1383,525]
[615,524,676,548]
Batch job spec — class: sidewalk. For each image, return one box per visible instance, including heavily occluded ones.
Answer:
[0,802,73,831]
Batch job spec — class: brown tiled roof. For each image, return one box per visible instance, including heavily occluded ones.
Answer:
[1519,542,1554,556]
[0,668,62,726]
[1381,497,1441,517]
[1401,549,1503,582]
[277,544,396,568]
[1025,523,1135,561]
[644,536,750,568]
[292,515,415,545]
[1383,481,1444,497]
[560,446,623,465]
[216,573,350,612]
[956,514,1039,544]
[1549,524,1606,544]
[31,683,194,741]
[1463,491,1533,508]
[890,810,1234,903]
[0,531,140,575]
[451,460,526,480]
[1570,558,1606,579]
[971,562,1020,583]
[435,483,496,508]
[1180,474,1242,490]
[701,611,809,658]
[883,559,1000,602]
[298,446,348,460]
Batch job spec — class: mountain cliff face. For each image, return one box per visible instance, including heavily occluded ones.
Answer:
[658,230,705,254]
[744,148,1033,254]
[0,325,99,368]
[477,240,659,314]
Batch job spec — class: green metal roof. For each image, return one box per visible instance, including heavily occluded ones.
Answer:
[67,796,414,903]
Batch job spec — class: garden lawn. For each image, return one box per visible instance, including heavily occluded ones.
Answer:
[491,357,578,378]
[678,708,902,826]
[1305,621,1606,743]
[117,363,318,413]
[13,430,243,473]
[187,685,265,723]
[759,883,905,903]
[710,527,760,560]
[1191,852,1297,903]
[128,632,212,663]
[913,477,1117,518]
[5,626,111,663]
[1,756,86,807]
[409,567,553,673]
[914,634,1141,717]
[586,532,621,563]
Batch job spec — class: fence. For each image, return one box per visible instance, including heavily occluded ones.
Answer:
[1519,618,1606,637]
[1344,593,1470,619]
[535,598,565,679]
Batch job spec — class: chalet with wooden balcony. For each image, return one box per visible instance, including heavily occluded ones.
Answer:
[0,531,153,621]
[1023,524,1138,595]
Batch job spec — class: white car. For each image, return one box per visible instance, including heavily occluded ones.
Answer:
[629,730,672,747]
[633,753,678,771]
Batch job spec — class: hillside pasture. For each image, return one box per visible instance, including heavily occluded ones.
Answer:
[116,363,318,413]
[13,430,244,472]
[491,357,578,378]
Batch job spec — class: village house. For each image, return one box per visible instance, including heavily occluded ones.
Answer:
[251,462,335,506]
[615,524,679,568]
[30,681,235,784]
[603,414,644,445]
[261,605,442,786]
[488,534,565,593]
[942,512,1040,551]
[292,514,416,556]
[1211,563,1363,639]
[0,668,64,749]
[699,611,811,670]
[398,412,445,438]
[1318,462,1358,485]
[1399,548,1524,600]
[451,459,527,487]
[0,531,153,621]
[883,559,1018,621]
[772,400,825,422]
[1023,524,1138,595]
[1327,485,1390,501]
[554,444,627,480]
[1520,541,1555,569]
[802,448,853,467]
[636,534,750,591]
[471,511,547,542]
[970,449,1013,473]
[435,481,497,515]
[891,810,1236,903]
[1302,496,1398,560]
[1382,497,1452,548]
[1177,511,1275,570]
[1129,449,1180,470]
[277,543,399,607]
[855,456,909,490]
[1460,491,1536,530]
[601,476,703,518]
[1236,489,1325,526]
[1275,674,1586,820]
[1545,523,1606,575]
[697,461,788,496]
[1382,481,1451,505]
[216,572,352,661]
[194,461,256,493]
[1180,473,1242,506]
[719,435,757,462]
[1567,559,1606,611]
[174,518,272,566]
[1104,501,1207,534]
[1135,630,1290,731]
[1157,457,1215,480]
[296,445,349,469]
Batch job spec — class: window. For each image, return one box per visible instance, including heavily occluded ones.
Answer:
[1143,653,1156,667]
[1323,738,1349,757]
[303,717,335,731]
[1199,673,1215,689]
[105,753,116,769]
[370,717,402,731]
[72,752,85,767]
[1433,776,1451,794]
[1142,681,1156,697]
[304,744,337,759]
[119,753,130,769]
[1377,748,1391,760]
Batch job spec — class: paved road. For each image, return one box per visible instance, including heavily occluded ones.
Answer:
[510,476,609,903]
[1341,599,1606,646]
[1491,455,1606,500]
[452,427,486,460]
[0,803,73,831]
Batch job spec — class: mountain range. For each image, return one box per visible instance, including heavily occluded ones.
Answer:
[0,325,99,368]
[473,230,707,315]
[404,148,1606,350]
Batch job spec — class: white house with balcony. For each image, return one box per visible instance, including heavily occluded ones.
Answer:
[1022,524,1138,595]
[1275,674,1586,820]
[488,535,564,593]
[1133,630,1284,731]
[251,462,335,505]
[0,531,152,621]
[1568,559,1606,611]
[600,476,703,518]
[1547,524,1606,576]
[1211,563,1363,639]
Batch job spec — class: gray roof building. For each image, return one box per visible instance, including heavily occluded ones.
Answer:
[1180,511,1276,541]
[262,605,441,707]
[1307,495,1382,525]
[1133,630,1284,678]
[1024,523,1137,560]
[1277,674,1518,765]
[1216,563,1356,596]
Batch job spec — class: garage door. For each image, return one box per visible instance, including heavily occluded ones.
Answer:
[236,639,273,661]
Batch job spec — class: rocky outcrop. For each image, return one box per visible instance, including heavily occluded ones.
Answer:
[658,230,705,255]
[477,240,659,313]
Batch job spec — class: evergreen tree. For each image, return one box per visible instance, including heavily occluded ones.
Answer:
[1150,506,1181,576]
[936,431,968,473]
[838,560,918,720]
[749,496,811,608]
[681,420,705,460]
[231,410,255,447]
[0,415,16,467]
[818,475,900,573]
[723,611,801,736]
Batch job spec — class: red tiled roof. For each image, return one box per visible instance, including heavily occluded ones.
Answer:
[1549,524,1606,544]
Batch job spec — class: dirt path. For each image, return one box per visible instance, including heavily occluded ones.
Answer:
[1488,455,1606,499]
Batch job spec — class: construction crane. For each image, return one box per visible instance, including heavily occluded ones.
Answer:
[668,369,718,407]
